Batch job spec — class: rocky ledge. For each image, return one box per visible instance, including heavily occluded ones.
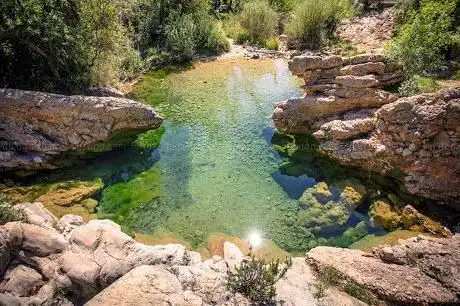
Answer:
[0,202,458,305]
[273,54,460,205]
[0,88,163,171]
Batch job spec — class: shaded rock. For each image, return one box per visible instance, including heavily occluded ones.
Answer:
[5,222,67,256]
[313,117,375,140]
[0,265,44,296]
[0,88,163,170]
[0,228,10,276]
[307,245,458,304]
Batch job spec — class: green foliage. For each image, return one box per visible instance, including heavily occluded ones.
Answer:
[313,266,341,299]
[286,0,354,49]
[137,0,229,61]
[265,37,280,50]
[79,0,141,86]
[0,194,25,225]
[387,0,457,76]
[0,0,229,93]
[240,0,278,46]
[344,281,378,305]
[398,75,441,96]
[0,0,90,92]
[226,254,292,305]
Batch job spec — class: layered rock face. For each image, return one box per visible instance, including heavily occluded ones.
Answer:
[273,55,460,205]
[0,88,163,171]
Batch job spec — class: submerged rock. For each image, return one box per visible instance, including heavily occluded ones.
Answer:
[0,88,163,171]
[297,180,367,234]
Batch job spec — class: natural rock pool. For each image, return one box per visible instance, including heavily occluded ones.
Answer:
[13,59,453,257]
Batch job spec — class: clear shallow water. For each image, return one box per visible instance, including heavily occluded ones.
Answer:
[19,59,397,253]
[121,59,311,250]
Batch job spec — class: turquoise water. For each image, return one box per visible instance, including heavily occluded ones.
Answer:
[21,59,393,253]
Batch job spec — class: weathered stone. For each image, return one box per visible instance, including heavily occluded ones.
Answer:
[313,117,375,140]
[288,56,322,76]
[0,88,163,170]
[320,55,343,69]
[334,75,379,88]
[0,265,44,297]
[0,228,10,276]
[85,87,124,97]
[14,202,58,230]
[223,241,244,269]
[373,235,460,294]
[336,8,395,53]
[85,265,203,306]
[340,62,385,76]
[307,245,458,304]
[5,222,67,256]
[345,54,386,65]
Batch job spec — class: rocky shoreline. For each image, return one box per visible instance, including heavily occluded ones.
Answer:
[0,89,163,171]
[273,54,460,206]
[0,202,458,305]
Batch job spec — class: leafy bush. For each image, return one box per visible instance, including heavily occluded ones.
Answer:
[0,0,91,93]
[240,0,278,46]
[0,194,25,225]
[387,0,457,76]
[286,0,353,49]
[398,75,441,96]
[265,37,280,50]
[226,254,292,305]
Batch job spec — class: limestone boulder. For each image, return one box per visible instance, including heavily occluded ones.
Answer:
[85,265,204,306]
[334,75,379,88]
[307,245,458,304]
[340,62,386,76]
[0,88,163,170]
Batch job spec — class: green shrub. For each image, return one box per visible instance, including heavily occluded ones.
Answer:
[194,14,230,53]
[387,0,457,76]
[226,254,292,305]
[0,194,25,225]
[265,37,280,50]
[286,0,353,49]
[398,75,441,96]
[240,0,278,46]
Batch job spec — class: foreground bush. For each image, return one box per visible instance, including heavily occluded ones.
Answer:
[286,0,353,49]
[0,194,25,225]
[226,254,292,305]
[240,0,278,46]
